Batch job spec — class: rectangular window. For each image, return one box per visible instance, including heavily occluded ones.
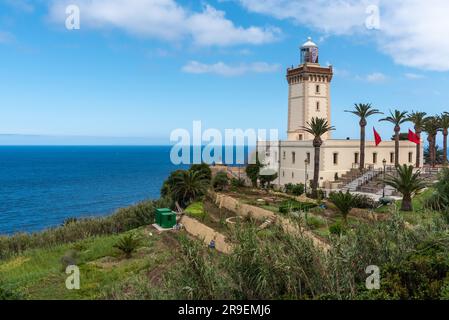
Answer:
[292,152,296,164]
[390,152,394,164]
[409,152,413,163]
[316,85,320,94]
[306,152,311,164]
[283,151,286,160]
[292,172,294,179]
[354,152,359,164]
[298,134,303,141]
[373,153,378,164]
[316,101,320,111]
[333,153,338,165]
[282,171,285,177]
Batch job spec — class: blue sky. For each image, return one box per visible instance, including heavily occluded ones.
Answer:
[0,0,448,145]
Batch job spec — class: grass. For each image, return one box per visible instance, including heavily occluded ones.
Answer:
[185,201,207,220]
[374,188,442,225]
[0,228,179,300]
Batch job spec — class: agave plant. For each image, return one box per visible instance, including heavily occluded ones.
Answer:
[114,234,141,259]
[384,165,426,212]
[329,191,356,223]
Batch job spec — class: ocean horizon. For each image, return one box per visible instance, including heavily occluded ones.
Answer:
[0,145,251,235]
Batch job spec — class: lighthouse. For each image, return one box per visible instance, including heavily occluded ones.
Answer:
[287,37,333,141]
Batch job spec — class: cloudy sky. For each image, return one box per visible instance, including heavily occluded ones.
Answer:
[0,0,448,145]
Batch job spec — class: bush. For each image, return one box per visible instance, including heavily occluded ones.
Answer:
[185,202,207,220]
[425,169,449,211]
[212,171,229,191]
[0,281,24,300]
[352,194,378,209]
[329,221,344,235]
[231,178,245,188]
[285,183,305,196]
[60,249,79,271]
[114,234,141,259]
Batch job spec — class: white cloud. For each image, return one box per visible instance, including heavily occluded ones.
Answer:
[48,0,280,46]
[182,61,280,76]
[236,0,449,71]
[362,72,388,83]
[404,73,425,80]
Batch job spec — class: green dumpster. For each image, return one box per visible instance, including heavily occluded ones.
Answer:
[155,208,177,229]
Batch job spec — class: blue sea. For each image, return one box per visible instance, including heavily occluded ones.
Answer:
[0,146,251,235]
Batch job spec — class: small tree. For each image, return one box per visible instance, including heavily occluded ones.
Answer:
[329,191,356,223]
[384,165,426,212]
[246,153,263,188]
[259,172,278,189]
[213,171,230,191]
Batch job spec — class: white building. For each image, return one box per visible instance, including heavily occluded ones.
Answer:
[258,38,422,189]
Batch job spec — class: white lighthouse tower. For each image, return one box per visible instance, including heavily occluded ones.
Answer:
[287,37,333,141]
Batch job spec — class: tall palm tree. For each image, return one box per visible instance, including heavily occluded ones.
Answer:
[407,111,427,168]
[345,103,382,172]
[384,165,426,212]
[422,116,441,167]
[171,170,210,207]
[301,117,335,198]
[440,113,449,165]
[380,110,409,167]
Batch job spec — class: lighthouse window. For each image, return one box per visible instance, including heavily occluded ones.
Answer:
[333,153,338,165]
[316,101,320,111]
[316,85,320,94]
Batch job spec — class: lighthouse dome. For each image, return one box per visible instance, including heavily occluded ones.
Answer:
[300,37,319,64]
[301,37,317,48]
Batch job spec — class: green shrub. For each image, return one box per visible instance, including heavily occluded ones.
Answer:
[0,281,24,300]
[329,221,344,235]
[352,194,377,209]
[287,183,305,196]
[190,163,212,183]
[185,202,207,220]
[114,234,141,259]
[212,171,229,191]
[231,178,245,188]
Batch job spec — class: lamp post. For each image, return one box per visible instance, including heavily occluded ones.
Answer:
[382,159,387,198]
[304,159,309,194]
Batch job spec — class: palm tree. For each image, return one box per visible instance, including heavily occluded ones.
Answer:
[380,110,409,167]
[440,113,449,165]
[422,117,441,167]
[345,103,382,172]
[300,117,335,198]
[384,165,426,211]
[171,170,210,207]
[407,111,427,168]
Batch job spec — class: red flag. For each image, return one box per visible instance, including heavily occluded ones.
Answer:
[373,127,382,146]
[408,129,420,144]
